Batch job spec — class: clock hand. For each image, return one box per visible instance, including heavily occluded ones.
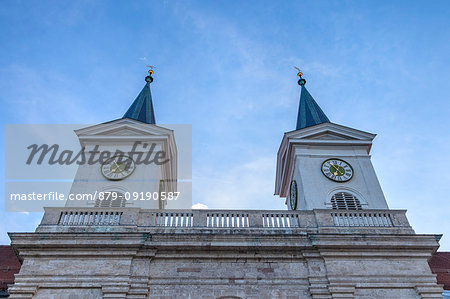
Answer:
[330,163,344,176]
[110,164,118,173]
[111,160,125,173]
[329,163,336,173]
[111,161,123,173]
[330,162,338,175]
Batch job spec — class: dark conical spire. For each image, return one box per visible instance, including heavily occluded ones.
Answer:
[295,70,330,130]
[123,68,156,124]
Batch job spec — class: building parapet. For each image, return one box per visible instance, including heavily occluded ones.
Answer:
[36,208,414,234]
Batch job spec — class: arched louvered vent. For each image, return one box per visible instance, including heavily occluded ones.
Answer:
[95,192,126,208]
[331,192,362,210]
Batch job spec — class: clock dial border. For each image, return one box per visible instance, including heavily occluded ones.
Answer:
[321,158,354,183]
[101,155,136,181]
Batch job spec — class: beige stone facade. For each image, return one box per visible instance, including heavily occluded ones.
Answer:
[8,208,443,298]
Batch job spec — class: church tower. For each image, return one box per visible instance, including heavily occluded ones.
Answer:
[66,69,177,209]
[275,71,389,211]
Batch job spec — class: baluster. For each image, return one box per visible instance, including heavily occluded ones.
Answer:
[117,212,122,225]
[332,213,338,226]
[339,213,344,226]
[386,214,393,226]
[362,213,368,226]
[62,212,67,225]
[349,213,354,226]
[373,214,379,226]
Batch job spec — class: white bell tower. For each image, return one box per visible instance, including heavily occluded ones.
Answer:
[66,69,177,209]
[275,71,388,211]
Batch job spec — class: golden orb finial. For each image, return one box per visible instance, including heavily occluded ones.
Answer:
[144,65,155,83]
[294,66,306,86]
[294,66,303,78]
[146,65,155,75]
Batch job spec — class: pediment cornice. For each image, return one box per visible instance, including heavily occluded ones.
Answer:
[285,122,376,142]
[75,118,173,138]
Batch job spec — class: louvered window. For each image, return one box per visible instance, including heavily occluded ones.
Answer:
[95,192,126,208]
[331,192,362,210]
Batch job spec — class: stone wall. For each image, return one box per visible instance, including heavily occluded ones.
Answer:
[7,208,444,298]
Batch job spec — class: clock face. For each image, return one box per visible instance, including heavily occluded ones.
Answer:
[289,180,298,210]
[321,158,353,182]
[101,156,136,181]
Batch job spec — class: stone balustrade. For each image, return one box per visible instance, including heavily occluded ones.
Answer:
[331,211,394,227]
[58,210,123,226]
[36,207,414,234]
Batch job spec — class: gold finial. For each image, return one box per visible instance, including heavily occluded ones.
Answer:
[294,66,303,78]
[146,65,155,75]
[294,66,306,86]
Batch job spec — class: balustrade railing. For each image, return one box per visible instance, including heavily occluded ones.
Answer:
[262,212,300,228]
[40,208,406,230]
[154,211,194,227]
[331,211,393,227]
[207,212,249,228]
[58,210,122,226]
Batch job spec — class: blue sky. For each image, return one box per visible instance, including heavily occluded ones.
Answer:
[1,1,449,249]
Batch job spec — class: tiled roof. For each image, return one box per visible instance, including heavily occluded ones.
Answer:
[0,246,21,291]
[429,251,450,290]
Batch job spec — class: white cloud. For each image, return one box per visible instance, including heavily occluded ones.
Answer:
[192,203,208,209]
[194,156,285,210]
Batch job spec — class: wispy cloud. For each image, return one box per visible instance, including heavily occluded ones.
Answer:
[0,65,97,123]
[194,156,284,210]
